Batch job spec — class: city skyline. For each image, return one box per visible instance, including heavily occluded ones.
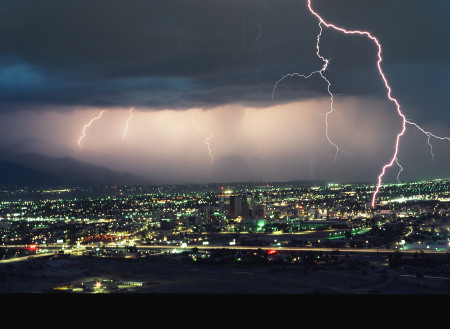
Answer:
[0,0,448,187]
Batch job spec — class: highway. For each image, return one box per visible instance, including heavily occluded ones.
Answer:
[0,251,56,263]
[134,244,449,255]
[2,243,448,257]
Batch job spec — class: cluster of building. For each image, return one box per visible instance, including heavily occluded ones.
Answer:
[0,179,449,252]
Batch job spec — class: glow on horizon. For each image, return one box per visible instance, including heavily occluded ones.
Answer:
[3,97,444,185]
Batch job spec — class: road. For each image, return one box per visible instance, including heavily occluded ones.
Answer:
[0,252,56,263]
[134,244,448,254]
[2,243,447,260]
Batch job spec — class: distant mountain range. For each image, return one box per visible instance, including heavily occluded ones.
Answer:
[0,151,150,187]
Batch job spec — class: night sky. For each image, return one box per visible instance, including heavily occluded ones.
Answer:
[0,0,448,185]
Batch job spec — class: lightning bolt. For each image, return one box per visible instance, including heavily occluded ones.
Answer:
[304,0,450,207]
[192,111,214,167]
[273,1,449,208]
[272,20,345,163]
[122,107,134,142]
[303,1,407,207]
[78,110,106,148]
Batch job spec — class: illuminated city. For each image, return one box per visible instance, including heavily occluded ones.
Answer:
[1,179,449,295]
[0,4,448,326]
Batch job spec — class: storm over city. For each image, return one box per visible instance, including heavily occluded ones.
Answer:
[0,0,448,187]
[0,2,450,318]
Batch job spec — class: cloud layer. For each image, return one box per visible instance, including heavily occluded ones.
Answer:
[0,0,448,184]
[0,1,447,112]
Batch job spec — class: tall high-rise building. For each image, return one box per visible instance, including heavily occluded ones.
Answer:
[230,196,242,218]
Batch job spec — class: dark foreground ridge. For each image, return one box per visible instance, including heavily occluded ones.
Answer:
[1,247,449,294]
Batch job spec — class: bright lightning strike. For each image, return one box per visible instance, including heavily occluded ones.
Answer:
[275,1,449,208]
[304,0,450,207]
[192,111,214,167]
[303,0,406,208]
[78,110,106,148]
[122,107,134,142]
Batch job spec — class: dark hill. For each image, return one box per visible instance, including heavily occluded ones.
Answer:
[0,151,150,187]
[0,160,70,187]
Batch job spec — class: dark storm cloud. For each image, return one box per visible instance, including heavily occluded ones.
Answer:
[0,0,447,116]
[312,0,449,123]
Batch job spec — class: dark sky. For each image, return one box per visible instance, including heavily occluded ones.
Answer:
[0,0,448,185]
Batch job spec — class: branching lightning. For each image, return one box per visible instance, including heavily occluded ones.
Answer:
[192,111,214,167]
[306,0,450,207]
[272,21,345,163]
[405,119,450,162]
[273,0,449,208]
[78,110,106,148]
[122,107,134,142]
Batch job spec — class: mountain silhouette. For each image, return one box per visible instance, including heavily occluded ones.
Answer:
[0,151,150,187]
